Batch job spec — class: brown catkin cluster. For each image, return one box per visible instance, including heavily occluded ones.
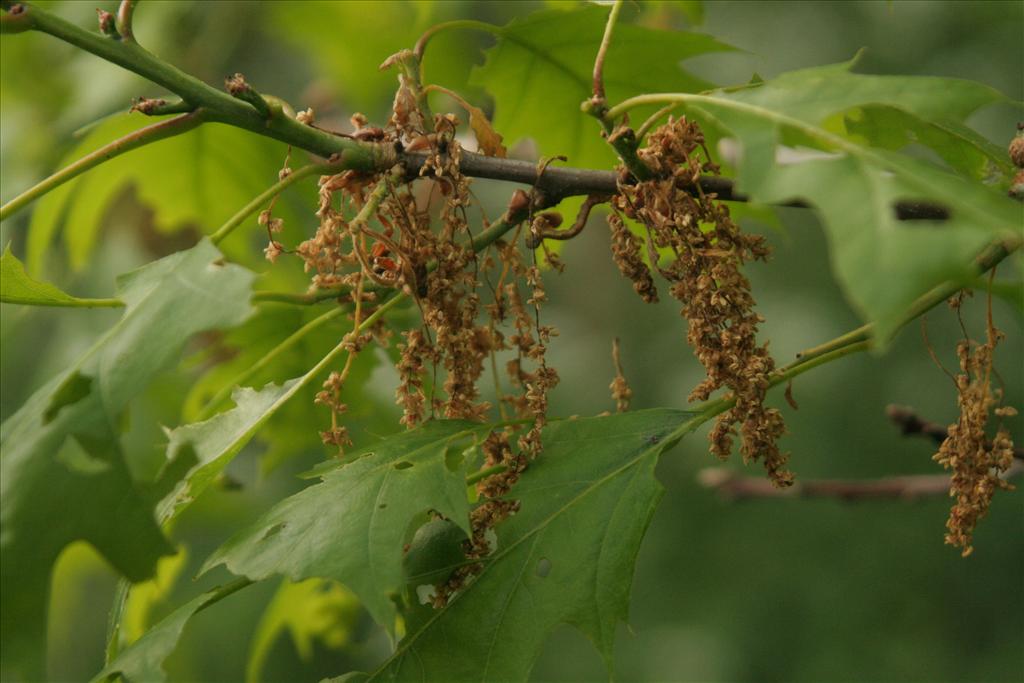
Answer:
[607,212,658,303]
[614,116,792,486]
[494,236,559,457]
[433,429,527,605]
[933,303,1017,556]
[267,55,568,602]
[1008,123,1024,200]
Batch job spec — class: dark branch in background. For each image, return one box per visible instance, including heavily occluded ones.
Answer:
[887,404,1024,461]
[698,463,1023,502]
[699,404,1024,501]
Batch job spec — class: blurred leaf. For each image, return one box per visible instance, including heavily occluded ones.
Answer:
[1,243,122,307]
[268,1,491,121]
[120,548,189,648]
[0,239,254,678]
[843,105,1011,182]
[27,115,291,274]
[470,5,732,169]
[93,580,249,683]
[368,409,691,681]
[680,58,1021,342]
[247,578,361,683]
[202,421,487,631]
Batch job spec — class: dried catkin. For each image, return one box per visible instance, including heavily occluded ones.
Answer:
[615,116,792,486]
[933,313,1016,556]
[607,212,658,303]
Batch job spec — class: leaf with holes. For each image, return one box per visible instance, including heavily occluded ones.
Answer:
[362,409,693,682]
[0,239,254,678]
[202,420,489,631]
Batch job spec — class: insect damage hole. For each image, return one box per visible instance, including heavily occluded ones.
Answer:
[261,522,287,541]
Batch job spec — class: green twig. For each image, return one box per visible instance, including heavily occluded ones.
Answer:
[1,2,386,165]
[195,577,254,614]
[413,18,501,61]
[210,161,337,245]
[635,103,680,142]
[791,241,1016,364]
[115,0,136,42]
[582,0,653,182]
[676,239,1019,442]
[0,294,124,308]
[591,0,623,105]
[0,111,206,222]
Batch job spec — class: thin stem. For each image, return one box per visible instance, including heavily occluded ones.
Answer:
[791,241,1015,365]
[465,464,508,487]
[195,577,254,615]
[0,111,205,221]
[413,18,501,61]
[196,306,347,421]
[1,295,124,309]
[635,103,679,141]
[676,339,871,445]
[115,0,136,42]
[210,162,336,244]
[592,0,623,104]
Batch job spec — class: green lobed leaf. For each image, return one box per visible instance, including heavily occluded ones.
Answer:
[367,409,693,681]
[470,5,732,170]
[0,243,122,307]
[246,578,361,683]
[678,59,1022,342]
[0,239,254,678]
[27,114,292,274]
[202,420,489,631]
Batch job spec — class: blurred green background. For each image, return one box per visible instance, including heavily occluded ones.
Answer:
[1,1,1021,682]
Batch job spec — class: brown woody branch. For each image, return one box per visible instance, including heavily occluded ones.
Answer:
[0,0,955,224]
[697,463,1023,502]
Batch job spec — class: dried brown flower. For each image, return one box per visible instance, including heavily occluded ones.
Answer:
[615,116,791,486]
[933,306,1016,556]
[610,337,633,412]
[607,211,658,303]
